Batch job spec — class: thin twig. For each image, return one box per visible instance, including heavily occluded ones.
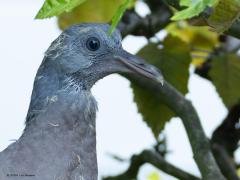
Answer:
[117,3,172,38]
[142,150,200,180]
[103,150,200,180]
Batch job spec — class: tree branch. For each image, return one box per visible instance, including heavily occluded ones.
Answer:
[117,2,172,38]
[117,3,225,178]
[211,104,240,157]
[195,36,240,79]
[211,103,240,180]
[211,144,239,180]
[193,42,240,179]
[127,75,225,180]
[104,150,200,180]
[226,21,240,39]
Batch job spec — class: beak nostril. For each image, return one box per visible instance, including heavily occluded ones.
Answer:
[116,50,163,85]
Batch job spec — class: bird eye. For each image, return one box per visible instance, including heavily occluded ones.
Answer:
[86,37,100,51]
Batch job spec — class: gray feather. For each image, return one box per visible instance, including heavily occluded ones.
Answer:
[0,23,163,180]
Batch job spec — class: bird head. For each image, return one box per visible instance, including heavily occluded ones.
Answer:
[44,23,163,90]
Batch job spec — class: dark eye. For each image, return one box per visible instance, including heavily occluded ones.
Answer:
[86,37,100,51]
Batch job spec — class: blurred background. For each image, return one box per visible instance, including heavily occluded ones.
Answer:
[0,0,239,179]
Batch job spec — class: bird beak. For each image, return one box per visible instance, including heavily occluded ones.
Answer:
[114,50,164,85]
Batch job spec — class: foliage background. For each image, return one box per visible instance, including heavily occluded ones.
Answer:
[1,0,240,179]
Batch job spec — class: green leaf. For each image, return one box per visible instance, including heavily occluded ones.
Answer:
[58,0,125,30]
[132,36,191,137]
[36,0,87,19]
[171,2,205,20]
[109,0,133,35]
[171,0,218,20]
[207,0,240,32]
[209,54,240,108]
[237,168,240,177]
[180,0,199,7]
[166,22,219,66]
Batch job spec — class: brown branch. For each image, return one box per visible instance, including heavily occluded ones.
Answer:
[211,104,240,156]
[193,41,240,179]
[117,2,172,38]
[127,76,225,180]
[103,153,144,180]
[211,103,240,180]
[118,0,240,39]
[226,21,240,39]
[195,59,212,80]
[211,144,239,180]
[117,3,225,178]
[103,150,200,180]
[195,37,240,79]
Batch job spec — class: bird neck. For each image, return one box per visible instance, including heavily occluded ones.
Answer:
[25,58,98,125]
[12,58,98,179]
[25,58,98,133]
[25,89,98,129]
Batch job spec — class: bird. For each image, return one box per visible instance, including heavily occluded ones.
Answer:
[0,23,163,180]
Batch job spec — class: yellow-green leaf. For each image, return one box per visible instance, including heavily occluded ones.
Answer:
[36,0,87,19]
[171,0,218,20]
[166,22,219,66]
[132,36,191,137]
[166,22,219,49]
[237,168,240,176]
[58,0,125,30]
[180,0,193,6]
[209,54,240,108]
[109,0,133,35]
[147,171,161,180]
[207,0,240,32]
